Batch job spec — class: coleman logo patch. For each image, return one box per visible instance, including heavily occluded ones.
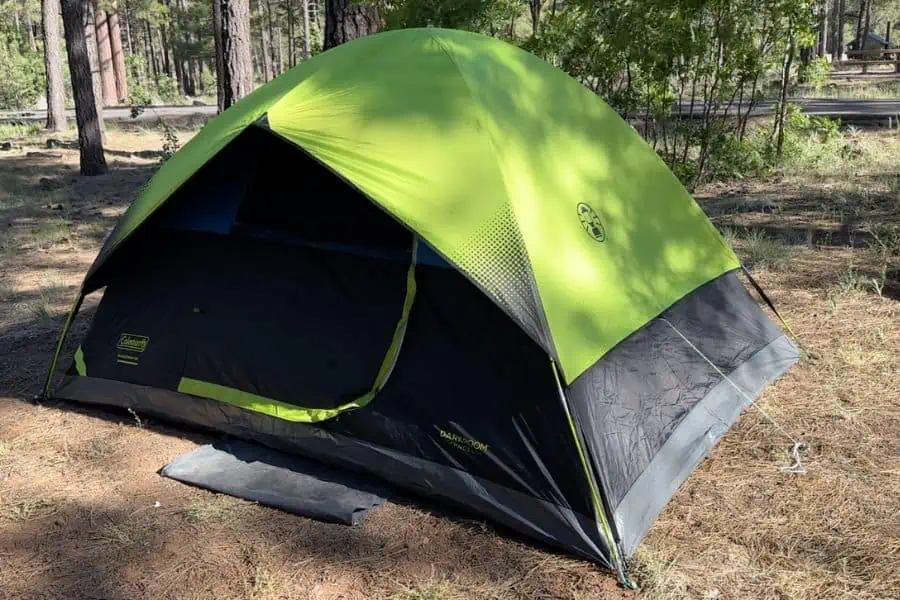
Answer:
[117,333,149,353]
[577,202,606,243]
[435,427,489,456]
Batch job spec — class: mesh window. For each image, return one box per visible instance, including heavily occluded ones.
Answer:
[454,203,552,352]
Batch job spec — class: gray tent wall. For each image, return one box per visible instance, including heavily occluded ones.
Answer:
[567,273,800,556]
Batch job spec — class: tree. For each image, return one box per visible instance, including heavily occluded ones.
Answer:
[107,1,128,103]
[324,0,382,49]
[83,0,106,125]
[61,0,107,175]
[258,0,273,80]
[42,0,66,131]
[301,0,310,59]
[218,0,253,108]
[95,4,118,105]
[212,0,225,111]
[527,0,542,37]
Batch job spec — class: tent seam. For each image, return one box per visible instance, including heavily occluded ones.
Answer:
[429,31,563,371]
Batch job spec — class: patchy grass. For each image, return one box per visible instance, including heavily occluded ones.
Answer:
[394,578,463,600]
[3,497,57,521]
[0,121,44,140]
[794,77,900,100]
[32,217,72,249]
[183,495,255,523]
[721,227,797,271]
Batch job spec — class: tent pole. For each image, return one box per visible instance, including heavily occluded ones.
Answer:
[551,360,635,588]
[40,291,84,400]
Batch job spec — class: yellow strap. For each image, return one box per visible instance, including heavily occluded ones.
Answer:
[179,239,418,423]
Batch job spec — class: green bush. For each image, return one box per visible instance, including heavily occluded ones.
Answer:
[0,37,44,110]
[779,103,843,171]
[798,57,831,91]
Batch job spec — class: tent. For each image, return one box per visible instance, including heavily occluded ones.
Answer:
[44,28,799,583]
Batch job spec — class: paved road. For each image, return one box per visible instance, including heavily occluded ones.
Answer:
[0,104,218,124]
[674,98,900,119]
[2,98,900,126]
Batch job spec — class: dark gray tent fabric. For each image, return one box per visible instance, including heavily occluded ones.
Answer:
[161,440,392,525]
[567,272,800,557]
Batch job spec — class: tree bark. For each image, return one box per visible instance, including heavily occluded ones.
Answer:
[160,21,172,76]
[122,2,132,54]
[301,0,309,59]
[42,0,66,132]
[819,0,828,57]
[275,20,283,73]
[837,0,845,58]
[855,0,866,45]
[84,0,106,132]
[324,0,381,50]
[25,2,39,52]
[95,6,118,105]
[264,0,277,73]
[107,3,128,103]
[145,22,159,84]
[286,0,295,67]
[528,0,541,37]
[776,27,796,161]
[212,0,225,112]
[259,0,272,80]
[61,0,107,175]
[221,0,253,109]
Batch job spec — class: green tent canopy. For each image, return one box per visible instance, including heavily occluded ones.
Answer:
[46,28,798,583]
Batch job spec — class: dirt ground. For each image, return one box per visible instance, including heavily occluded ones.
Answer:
[1,124,898,600]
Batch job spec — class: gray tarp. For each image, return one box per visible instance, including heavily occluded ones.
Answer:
[160,440,393,525]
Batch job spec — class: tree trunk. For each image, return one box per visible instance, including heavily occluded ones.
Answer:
[84,0,105,131]
[861,0,872,71]
[324,0,381,50]
[123,2,132,54]
[264,0,277,73]
[528,0,541,37]
[107,3,128,103]
[831,0,841,58]
[160,22,172,76]
[221,0,253,109]
[212,0,225,112]
[837,0,845,58]
[259,0,272,80]
[286,0,295,67]
[819,0,828,57]
[862,0,872,47]
[276,22,283,73]
[25,3,39,52]
[301,0,309,59]
[776,28,796,161]
[95,7,118,105]
[145,22,159,84]
[855,0,866,45]
[42,0,66,132]
[61,0,107,175]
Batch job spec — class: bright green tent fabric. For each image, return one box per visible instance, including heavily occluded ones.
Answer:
[87,27,738,383]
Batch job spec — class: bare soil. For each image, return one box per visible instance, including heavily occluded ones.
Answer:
[1,125,898,600]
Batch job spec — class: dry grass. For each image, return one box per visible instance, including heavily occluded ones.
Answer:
[1,124,898,599]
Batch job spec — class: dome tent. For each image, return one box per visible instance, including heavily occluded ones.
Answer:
[44,28,799,582]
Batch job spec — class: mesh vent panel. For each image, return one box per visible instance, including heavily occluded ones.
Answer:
[454,203,552,352]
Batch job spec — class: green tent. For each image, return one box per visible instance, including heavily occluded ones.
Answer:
[46,28,798,583]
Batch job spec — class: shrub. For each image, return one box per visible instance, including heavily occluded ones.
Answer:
[0,37,44,110]
[798,57,831,91]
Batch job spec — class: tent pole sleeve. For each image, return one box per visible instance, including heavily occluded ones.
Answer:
[551,360,632,586]
[41,291,85,400]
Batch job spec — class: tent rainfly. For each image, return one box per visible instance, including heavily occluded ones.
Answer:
[45,28,799,584]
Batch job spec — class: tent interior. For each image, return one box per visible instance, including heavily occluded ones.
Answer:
[74,124,597,527]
